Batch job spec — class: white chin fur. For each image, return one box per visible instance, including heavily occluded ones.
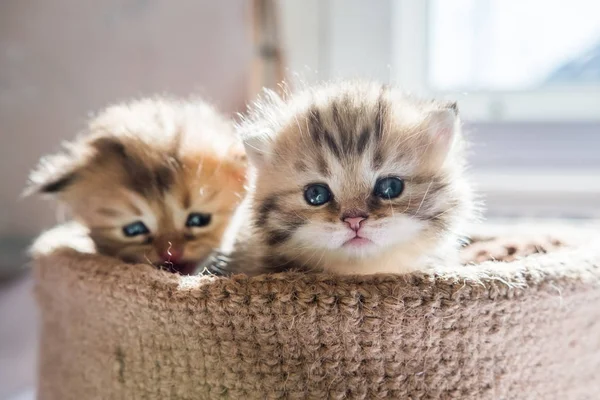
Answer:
[292,216,429,273]
[295,216,425,251]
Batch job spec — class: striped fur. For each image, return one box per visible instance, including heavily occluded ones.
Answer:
[27,98,247,269]
[235,80,476,275]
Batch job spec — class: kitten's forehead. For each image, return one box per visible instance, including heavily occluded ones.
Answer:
[262,82,461,185]
[273,97,414,179]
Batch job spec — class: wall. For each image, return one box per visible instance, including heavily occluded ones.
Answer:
[0,0,252,246]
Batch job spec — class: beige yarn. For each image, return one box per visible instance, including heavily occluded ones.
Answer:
[32,224,600,399]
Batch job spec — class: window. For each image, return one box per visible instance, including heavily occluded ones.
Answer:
[393,0,600,121]
[280,0,600,218]
[429,0,600,91]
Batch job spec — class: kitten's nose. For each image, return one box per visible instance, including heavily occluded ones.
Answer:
[343,217,366,231]
[159,247,184,263]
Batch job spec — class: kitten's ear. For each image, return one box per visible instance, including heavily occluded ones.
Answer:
[239,88,282,168]
[242,133,272,168]
[223,144,248,182]
[422,106,460,167]
[23,149,82,197]
[425,107,459,152]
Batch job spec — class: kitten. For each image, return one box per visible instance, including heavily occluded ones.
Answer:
[232,80,475,275]
[26,97,246,275]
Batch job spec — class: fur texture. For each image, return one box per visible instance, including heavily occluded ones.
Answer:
[27,97,246,274]
[232,80,475,275]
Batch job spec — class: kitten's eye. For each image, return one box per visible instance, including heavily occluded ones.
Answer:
[186,212,212,227]
[374,177,404,199]
[304,184,332,206]
[122,221,150,237]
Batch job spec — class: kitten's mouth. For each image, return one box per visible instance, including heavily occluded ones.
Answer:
[342,236,373,248]
[161,262,198,275]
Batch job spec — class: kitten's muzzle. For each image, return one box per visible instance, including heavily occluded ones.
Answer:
[159,247,183,263]
[155,240,185,264]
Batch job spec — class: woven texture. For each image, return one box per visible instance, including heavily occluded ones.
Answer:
[33,224,600,399]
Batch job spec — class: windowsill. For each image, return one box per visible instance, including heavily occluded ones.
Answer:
[472,169,600,218]
[473,170,600,194]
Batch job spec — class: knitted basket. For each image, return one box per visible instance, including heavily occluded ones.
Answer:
[32,223,600,400]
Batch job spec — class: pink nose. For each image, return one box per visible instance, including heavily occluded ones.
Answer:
[159,247,184,263]
[344,217,366,231]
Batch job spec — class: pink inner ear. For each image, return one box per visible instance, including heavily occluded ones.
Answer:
[427,109,456,148]
[435,127,453,142]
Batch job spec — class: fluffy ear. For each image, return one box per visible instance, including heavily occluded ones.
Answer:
[242,133,273,169]
[222,143,248,184]
[23,148,82,197]
[421,106,460,168]
[238,88,283,168]
[427,108,457,145]
[427,106,459,147]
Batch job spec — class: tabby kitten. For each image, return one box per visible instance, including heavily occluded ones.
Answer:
[27,98,246,275]
[233,80,474,275]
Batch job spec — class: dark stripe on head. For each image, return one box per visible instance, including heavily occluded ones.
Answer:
[356,127,370,154]
[331,102,343,130]
[182,190,191,209]
[309,106,342,159]
[311,152,328,176]
[372,148,384,170]
[323,131,341,160]
[92,137,176,196]
[308,108,323,145]
[332,101,354,154]
[340,129,354,155]
[154,165,175,193]
[92,139,133,185]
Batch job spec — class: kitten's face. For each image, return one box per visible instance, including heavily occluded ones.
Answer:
[242,83,468,269]
[28,99,246,274]
[73,151,244,274]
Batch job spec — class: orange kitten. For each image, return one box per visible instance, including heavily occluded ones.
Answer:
[27,97,246,275]
[232,80,475,275]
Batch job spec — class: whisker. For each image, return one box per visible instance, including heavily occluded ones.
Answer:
[415,181,433,217]
[143,253,156,268]
[401,191,413,214]
[424,205,459,221]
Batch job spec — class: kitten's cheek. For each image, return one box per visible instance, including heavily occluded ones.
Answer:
[294,226,350,250]
[184,246,212,261]
[372,218,425,247]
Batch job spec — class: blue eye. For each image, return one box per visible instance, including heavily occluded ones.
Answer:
[304,184,332,206]
[374,177,404,199]
[186,213,212,227]
[122,221,150,237]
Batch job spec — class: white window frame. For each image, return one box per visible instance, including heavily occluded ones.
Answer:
[392,0,600,122]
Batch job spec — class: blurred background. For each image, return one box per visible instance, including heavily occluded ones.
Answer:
[0,1,598,398]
